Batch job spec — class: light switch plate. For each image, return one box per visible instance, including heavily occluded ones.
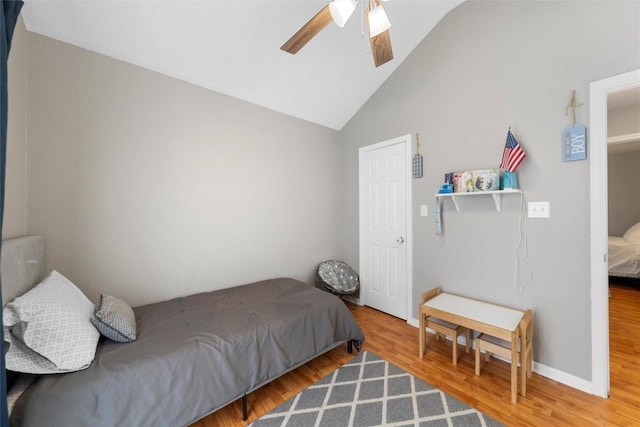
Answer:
[420,205,428,217]
[528,201,550,218]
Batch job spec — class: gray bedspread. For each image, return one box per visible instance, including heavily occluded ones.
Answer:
[10,278,365,427]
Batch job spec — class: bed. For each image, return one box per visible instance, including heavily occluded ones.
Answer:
[2,235,365,426]
[608,221,640,279]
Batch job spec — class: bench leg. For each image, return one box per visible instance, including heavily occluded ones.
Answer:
[452,335,458,365]
[520,349,529,397]
[510,334,518,403]
[475,345,481,376]
[465,329,471,353]
[419,313,425,358]
[521,355,527,397]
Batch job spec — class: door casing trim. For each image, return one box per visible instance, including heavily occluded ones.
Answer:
[589,68,640,398]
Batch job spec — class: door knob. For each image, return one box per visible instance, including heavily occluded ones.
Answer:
[397,237,405,244]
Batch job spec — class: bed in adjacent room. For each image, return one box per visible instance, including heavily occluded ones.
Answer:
[608,221,640,279]
[2,235,364,427]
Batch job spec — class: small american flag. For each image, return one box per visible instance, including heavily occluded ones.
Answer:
[499,129,526,172]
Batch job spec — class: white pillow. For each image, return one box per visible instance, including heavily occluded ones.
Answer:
[2,270,100,374]
[623,222,640,246]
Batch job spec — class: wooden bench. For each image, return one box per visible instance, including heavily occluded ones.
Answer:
[420,288,470,365]
[419,287,532,403]
[475,309,533,397]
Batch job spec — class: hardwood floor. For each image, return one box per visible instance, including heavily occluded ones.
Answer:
[192,286,640,426]
[609,283,640,412]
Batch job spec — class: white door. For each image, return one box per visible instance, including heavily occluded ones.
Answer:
[359,135,411,319]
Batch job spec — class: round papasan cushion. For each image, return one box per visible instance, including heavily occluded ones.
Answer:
[316,260,360,295]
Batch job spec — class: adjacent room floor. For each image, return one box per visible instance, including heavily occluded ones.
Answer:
[608,281,640,411]
[193,286,640,426]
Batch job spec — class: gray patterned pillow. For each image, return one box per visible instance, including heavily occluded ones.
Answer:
[2,270,100,374]
[91,295,137,343]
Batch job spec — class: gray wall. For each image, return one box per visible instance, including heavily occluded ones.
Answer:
[608,150,640,236]
[4,16,27,240]
[339,0,640,381]
[24,33,341,306]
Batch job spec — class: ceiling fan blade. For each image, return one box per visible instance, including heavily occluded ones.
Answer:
[369,29,393,67]
[281,5,333,54]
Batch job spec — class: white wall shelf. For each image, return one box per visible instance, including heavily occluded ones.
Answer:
[435,189,523,213]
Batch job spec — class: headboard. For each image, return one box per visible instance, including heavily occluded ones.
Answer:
[1,235,45,306]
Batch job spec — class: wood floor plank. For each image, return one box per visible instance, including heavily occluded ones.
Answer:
[191,284,640,426]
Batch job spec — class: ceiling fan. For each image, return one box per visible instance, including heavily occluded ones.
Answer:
[281,0,393,68]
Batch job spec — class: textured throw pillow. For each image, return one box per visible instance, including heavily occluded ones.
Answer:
[2,270,100,374]
[91,295,137,343]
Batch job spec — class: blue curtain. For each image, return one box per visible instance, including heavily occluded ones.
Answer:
[1,1,24,425]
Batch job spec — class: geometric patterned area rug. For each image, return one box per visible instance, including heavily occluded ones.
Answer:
[249,351,505,427]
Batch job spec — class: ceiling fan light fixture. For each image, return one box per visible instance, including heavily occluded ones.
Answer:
[329,0,357,28]
[368,4,391,37]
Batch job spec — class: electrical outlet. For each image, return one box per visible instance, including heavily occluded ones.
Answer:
[528,201,550,218]
[420,205,428,217]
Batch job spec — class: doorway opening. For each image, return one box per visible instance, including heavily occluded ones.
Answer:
[589,69,640,398]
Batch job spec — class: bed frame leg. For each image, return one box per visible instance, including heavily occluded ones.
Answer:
[242,393,248,421]
[348,340,353,354]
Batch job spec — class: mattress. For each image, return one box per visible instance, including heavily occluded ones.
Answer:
[10,277,364,427]
[608,236,640,279]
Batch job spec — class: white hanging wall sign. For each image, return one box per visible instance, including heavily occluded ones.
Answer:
[563,90,587,162]
[413,133,423,178]
[563,124,587,162]
[412,153,423,178]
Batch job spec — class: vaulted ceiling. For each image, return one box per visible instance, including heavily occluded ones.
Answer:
[21,0,463,130]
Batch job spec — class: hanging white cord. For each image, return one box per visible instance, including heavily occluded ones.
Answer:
[360,0,365,39]
[513,193,532,293]
[360,0,374,55]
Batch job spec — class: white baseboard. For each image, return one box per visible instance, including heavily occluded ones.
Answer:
[532,361,592,394]
[407,318,593,395]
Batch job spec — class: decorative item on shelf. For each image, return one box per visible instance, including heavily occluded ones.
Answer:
[499,127,526,190]
[502,171,518,190]
[412,133,423,178]
[438,183,453,194]
[446,169,500,192]
[471,169,500,191]
[563,90,587,162]
[453,170,472,193]
[444,171,460,192]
